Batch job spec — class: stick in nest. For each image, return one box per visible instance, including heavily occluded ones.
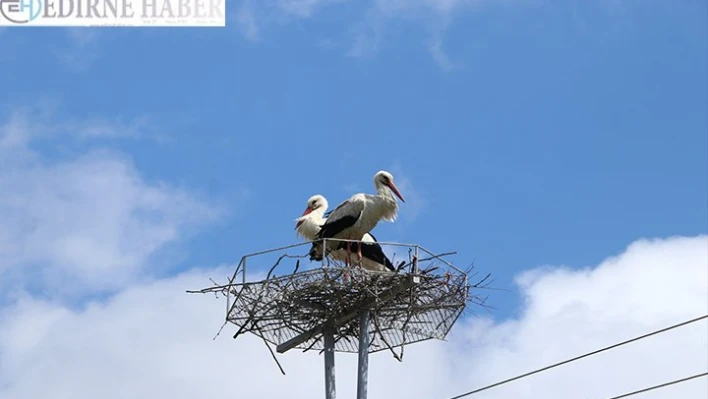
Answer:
[371,312,402,361]
[267,253,309,280]
[253,321,286,375]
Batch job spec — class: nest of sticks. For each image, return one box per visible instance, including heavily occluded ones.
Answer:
[189,246,491,374]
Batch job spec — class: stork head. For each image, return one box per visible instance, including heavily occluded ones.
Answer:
[374,170,405,203]
[295,195,327,230]
[296,195,328,230]
[303,194,328,214]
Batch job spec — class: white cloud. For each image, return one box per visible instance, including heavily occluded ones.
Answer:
[317,37,342,50]
[442,235,708,398]
[232,0,261,41]
[0,107,222,298]
[231,0,488,69]
[346,9,387,59]
[232,0,347,42]
[276,0,348,18]
[358,0,482,69]
[389,163,426,227]
[0,103,152,145]
[428,38,457,71]
[373,0,478,16]
[68,115,152,139]
[1,234,704,399]
[66,28,100,47]
[57,29,103,72]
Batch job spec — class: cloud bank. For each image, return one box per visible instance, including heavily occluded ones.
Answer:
[0,235,705,399]
[0,107,221,298]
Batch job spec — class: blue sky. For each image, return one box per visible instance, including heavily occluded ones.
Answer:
[1,2,707,398]
[2,0,706,317]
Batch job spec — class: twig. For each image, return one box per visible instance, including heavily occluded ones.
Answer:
[417,251,457,264]
[233,319,252,339]
[253,321,286,376]
[371,313,402,361]
[267,253,308,280]
[186,283,234,294]
[302,333,324,353]
[472,272,492,288]
[213,321,228,340]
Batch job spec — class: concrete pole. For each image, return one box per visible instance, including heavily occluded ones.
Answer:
[324,328,336,399]
[357,311,370,399]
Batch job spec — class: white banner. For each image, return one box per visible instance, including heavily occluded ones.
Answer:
[0,0,225,26]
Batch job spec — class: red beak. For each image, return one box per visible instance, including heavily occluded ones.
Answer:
[295,207,312,230]
[387,182,405,203]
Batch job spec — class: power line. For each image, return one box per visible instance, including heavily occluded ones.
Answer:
[602,371,708,399]
[446,314,708,399]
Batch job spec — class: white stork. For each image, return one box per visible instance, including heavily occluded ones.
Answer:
[295,194,396,272]
[295,194,329,241]
[310,170,405,267]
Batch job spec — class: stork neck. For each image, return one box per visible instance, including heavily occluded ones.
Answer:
[376,184,396,202]
[296,210,326,241]
[310,208,326,222]
[372,187,399,221]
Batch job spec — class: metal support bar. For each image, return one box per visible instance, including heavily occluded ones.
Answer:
[225,257,244,319]
[242,257,247,284]
[413,246,419,274]
[226,282,232,322]
[357,311,370,399]
[324,328,336,399]
[322,238,328,270]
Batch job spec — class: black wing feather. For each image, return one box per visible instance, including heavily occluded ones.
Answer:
[359,242,396,271]
[327,234,395,271]
[309,242,323,261]
[316,213,360,239]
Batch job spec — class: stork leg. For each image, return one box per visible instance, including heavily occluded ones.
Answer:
[346,242,352,268]
[344,242,352,283]
[357,243,363,269]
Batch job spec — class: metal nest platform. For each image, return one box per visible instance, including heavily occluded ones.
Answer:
[191,239,491,360]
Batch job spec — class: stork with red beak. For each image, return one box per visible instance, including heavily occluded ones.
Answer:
[296,194,396,272]
[310,170,405,267]
[295,195,328,241]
